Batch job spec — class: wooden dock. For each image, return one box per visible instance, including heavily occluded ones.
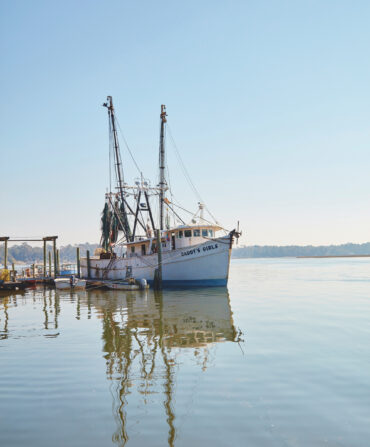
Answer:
[0,278,55,292]
[0,281,27,291]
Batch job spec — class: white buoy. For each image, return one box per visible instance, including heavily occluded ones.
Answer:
[139,278,147,290]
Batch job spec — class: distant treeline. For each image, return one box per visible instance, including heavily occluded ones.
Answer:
[0,243,99,264]
[232,242,370,258]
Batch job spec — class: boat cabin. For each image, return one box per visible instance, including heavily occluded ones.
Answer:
[171,225,220,249]
[125,225,221,257]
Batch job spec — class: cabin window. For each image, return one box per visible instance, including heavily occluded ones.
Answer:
[171,233,176,250]
[177,230,183,239]
[202,229,208,237]
[193,229,200,237]
[131,246,135,253]
[184,230,192,237]
[209,229,214,237]
[141,244,146,256]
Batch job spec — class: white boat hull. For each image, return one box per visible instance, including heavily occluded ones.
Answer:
[81,235,232,287]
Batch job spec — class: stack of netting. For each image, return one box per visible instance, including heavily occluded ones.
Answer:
[0,269,10,282]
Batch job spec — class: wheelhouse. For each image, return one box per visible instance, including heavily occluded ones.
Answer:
[124,224,221,257]
[172,225,221,249]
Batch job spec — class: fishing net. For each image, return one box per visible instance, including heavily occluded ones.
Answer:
[0,269,10,281]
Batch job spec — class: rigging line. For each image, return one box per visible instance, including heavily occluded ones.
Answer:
[165,160,178,226]
[166,125,197,192]
[168,192,178,227]
[167,124,219,224]
[169,186,220,230]
[167,124,201,200]
[165,198,186,226]
[138,208,148,236]
[115,117,142,176]
[169,201,230,233]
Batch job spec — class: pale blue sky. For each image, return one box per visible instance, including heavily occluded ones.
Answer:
[1,0,370,246]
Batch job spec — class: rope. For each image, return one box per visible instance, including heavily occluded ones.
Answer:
[115,117,142,176]
[167,124,219,224]
[167,125,203,203]
[169,201,230,234]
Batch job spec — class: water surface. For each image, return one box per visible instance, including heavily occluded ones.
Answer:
[1,258,369,446]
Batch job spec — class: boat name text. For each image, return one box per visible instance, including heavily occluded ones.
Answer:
[181,244,218,257]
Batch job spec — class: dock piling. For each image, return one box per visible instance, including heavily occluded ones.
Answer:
[86,250,91,279]
[57,249,60,276]
[43,239,47,278]
[0,236,58,281]
[53,238,58,277]
[0,237,10,269]
[4,239,8,269]
[154,230,163,290]
[76,247,80,278]
[48,251,52,277]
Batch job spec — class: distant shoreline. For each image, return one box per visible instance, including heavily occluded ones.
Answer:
[297,254,370,259]
[232,242,370,259]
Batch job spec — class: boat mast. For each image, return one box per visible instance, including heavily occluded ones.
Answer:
[103,96,132,242]
[159,105,167,230]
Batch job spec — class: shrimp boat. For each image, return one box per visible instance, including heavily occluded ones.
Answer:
[80,97,240,287]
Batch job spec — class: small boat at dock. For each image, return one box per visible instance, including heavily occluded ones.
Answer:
[0,280,27,291]
[85,278,148,290]
[54,277,86,290]
[21,279,37,287]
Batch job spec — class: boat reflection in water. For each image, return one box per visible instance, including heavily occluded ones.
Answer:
[89,287,241,447]
[0,287,242,446]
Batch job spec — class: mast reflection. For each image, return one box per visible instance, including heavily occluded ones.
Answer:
[88,287,240,447]
[1,287,242,446]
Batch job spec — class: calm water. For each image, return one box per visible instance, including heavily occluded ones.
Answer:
[1,258,369,447]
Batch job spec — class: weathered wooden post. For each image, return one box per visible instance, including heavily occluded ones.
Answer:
[86,250,91,279]
[76,247,81,278]
[1,237,10,269]
[4,239,8,270]
[43,238,47,278]
[154,230,163,290]
[57,249,60,276]
[48,251,52,277]
[32,263,36,278]
[12,262,15,281]
[53,237,57,277]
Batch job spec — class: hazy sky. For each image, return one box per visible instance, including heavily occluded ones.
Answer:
[1,0,370,247]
